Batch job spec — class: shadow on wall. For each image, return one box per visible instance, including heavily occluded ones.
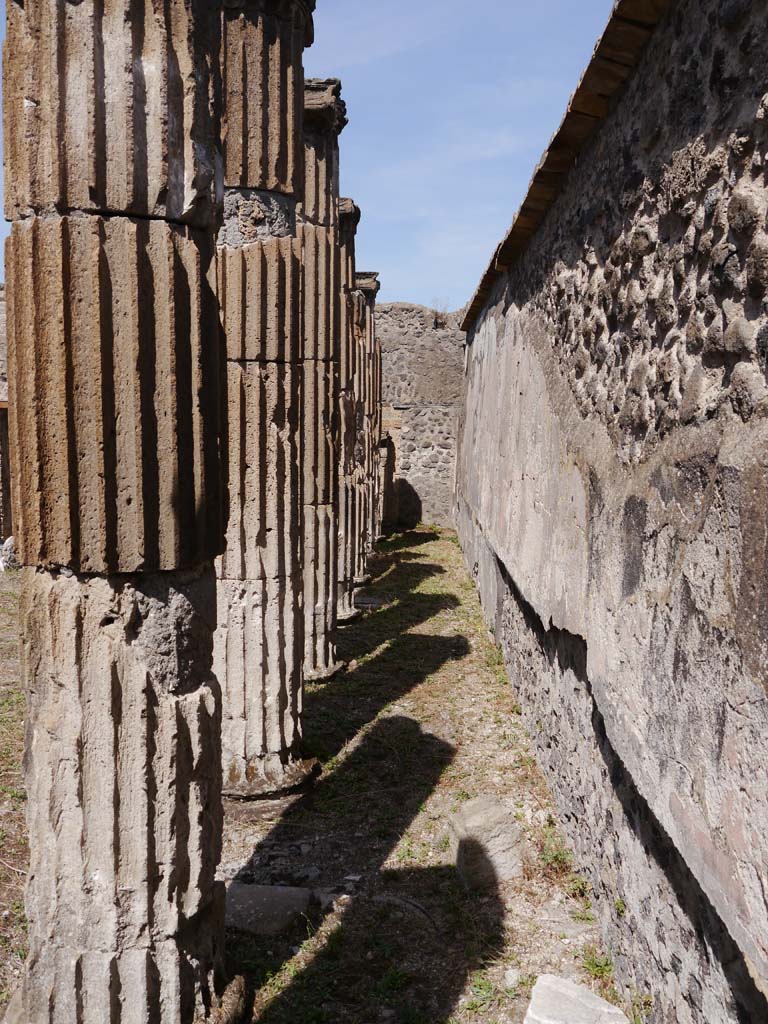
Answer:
[381,434,423,532]
[492,551,768,1024]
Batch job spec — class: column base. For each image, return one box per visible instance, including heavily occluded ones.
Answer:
[305,659,347,683]
[337,605,363,624]
[223,752,319,800]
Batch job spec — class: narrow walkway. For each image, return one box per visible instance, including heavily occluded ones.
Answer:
[221,529,612,1024]
[0,571,25,1009]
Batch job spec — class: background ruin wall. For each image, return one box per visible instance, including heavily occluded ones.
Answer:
[377,303,464,529]
[456,1,768,1021]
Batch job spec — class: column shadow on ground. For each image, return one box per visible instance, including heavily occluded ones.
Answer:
[227,716,504,1024]
[224,531,504,1023]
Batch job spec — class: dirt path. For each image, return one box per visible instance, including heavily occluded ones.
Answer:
[221,529,621,1024]
[0,532,628,1022]
[0,569,25,1012]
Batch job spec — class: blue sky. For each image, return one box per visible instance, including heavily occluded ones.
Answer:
[0,0,613,309]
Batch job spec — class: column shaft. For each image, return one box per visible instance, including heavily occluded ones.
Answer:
[215,0,316,797]
[3,3,226,1019]
[300,79,346,680]
[336,199,362,622]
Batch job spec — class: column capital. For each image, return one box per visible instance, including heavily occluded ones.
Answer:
[223,0,316,46]
[305,79,348,136]
[356,272,381,298]
[339,198,361,232]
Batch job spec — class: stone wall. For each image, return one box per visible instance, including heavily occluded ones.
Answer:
[377,303,464,528]
[456,1,768,1021]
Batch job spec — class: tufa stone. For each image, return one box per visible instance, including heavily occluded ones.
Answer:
[524,976,630,1023]
[225,883,313,937]
[447,796,527,890]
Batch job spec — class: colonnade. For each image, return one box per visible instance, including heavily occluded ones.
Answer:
[2,2,381,1019]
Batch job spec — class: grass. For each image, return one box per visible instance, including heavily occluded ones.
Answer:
[0,532,630,1022]
[0,569,26,1013]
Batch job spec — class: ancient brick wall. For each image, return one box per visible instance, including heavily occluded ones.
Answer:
[456,1,768,1020]
[377,303,464,529]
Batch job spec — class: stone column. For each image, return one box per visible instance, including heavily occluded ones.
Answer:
[215,0,316,797]
[0,284,10,543]
[337,199,363,622]
[356,273,382,556]
[299,80,348,680]
[3,4,225,1021]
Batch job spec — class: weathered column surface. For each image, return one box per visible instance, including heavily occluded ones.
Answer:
[0,284,10,543]
[299,79,347,680]
[356,272,382,555]
[3,3,225,1021]
[215,0,316,797]
[336,199,363,621]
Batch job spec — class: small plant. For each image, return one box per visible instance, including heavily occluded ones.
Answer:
[375,966,410,996]
[630,992,654,1022]
[570,903,596,923]
[465,972,495,1010]
[507,973,537,998]
[538,824,574,876]
[566,874,592,900]
[581,945,614,980]
[615,898,627,918]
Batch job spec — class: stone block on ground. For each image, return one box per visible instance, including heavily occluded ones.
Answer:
[447,795,526,889]
[524,975,629,1023]
[226,883,313,937]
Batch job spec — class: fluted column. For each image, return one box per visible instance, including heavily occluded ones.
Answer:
[336,199,362,622]
[215,0,316,797]
[299,79,347,680]
[356,272,382,559]
[3,3,225,1020]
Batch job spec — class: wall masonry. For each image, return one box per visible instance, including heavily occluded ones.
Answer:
[377,303,465,529]
[3,3,226,1020]
[456,1,768,1021]
[215,0,316,798]
[299,78,347,682]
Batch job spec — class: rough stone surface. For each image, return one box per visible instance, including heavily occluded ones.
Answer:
[0,536,18,572]
[19,566,224,1022]
[300,223,341,362]
[300,79,346,229]
[336,200,363,617]
[456,0,768,1018]
[221,0,315,196]
[0,284,6,389]
[4,0,222,227]
[217,236,302,363]
[354,273,382,563]
[523,975,629,1024]
[214,576,304,797]
[378,304,464,528]
[217,361,301,582]
[447,796,526,890]
[219,189,297,246]
[0,284,10,539]
[303,503,343,680]
[6,214,223,574]
[215,1,315,800]
[225,883,312,937]
[299,80,345,681]
[6,4,227,1020]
